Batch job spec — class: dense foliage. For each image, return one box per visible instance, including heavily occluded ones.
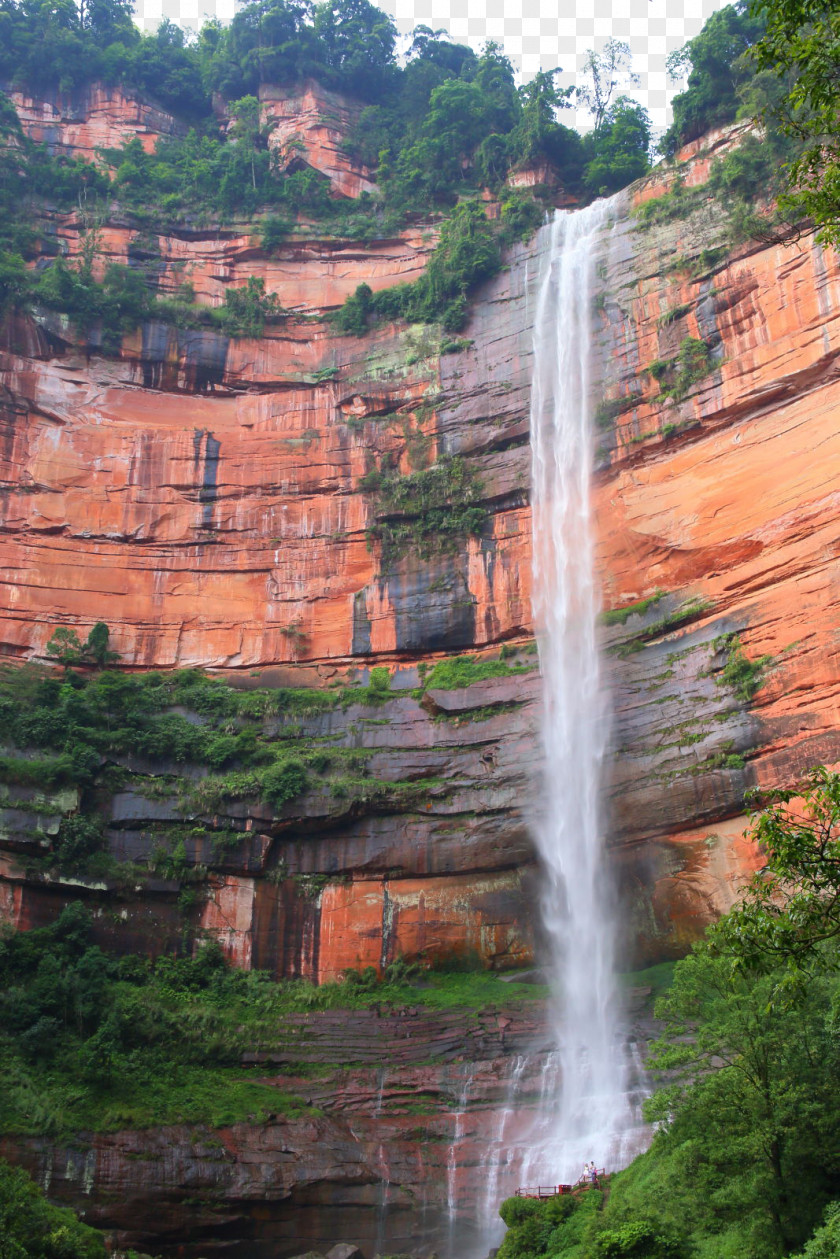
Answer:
[0,0,652,211]
[747,0,840,247]
[497,770,840,1259]
[0,1158,105,1259]
[0,0,657,335]
[659,3,765,156]
[0,904,544,1137]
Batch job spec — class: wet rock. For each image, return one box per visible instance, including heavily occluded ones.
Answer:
[325,1245,363,1259]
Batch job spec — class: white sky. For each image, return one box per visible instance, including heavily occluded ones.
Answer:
[136,0,729,136]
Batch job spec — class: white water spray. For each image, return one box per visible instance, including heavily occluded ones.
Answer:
[447,202,647,1257]
[525,197,639,1182]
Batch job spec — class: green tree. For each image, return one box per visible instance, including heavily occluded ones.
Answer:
[710,767,840,982]
[793,1204,840,1258]
[582,96,651,195]
[83,622,119,667]
[0,1159,106,1259]
[45,628,84,667]
[219,276,284,338]
[747,0,840,246]
[228,94,261,190]
[595,1220,688,1258]
[0,251,29,314]
[312,0,397,99]
[425,199,500,311]
[507,69,575,170]
[576,38,639,132]
[643,948,840,1255]
[659,3,765,156]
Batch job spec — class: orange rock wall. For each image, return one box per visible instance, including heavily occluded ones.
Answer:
[1,88,840,970]
[260,80,378,198]
[6,82,184,160]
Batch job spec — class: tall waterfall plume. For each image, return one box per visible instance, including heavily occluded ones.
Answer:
[446,202,646,1259]
[527,198,638,1180]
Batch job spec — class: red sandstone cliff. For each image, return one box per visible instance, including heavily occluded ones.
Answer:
[1,90,839,983]
[2,81,839,1257]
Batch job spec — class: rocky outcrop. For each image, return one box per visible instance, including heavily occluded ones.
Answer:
[5,82,184,161]
[1,92,839,971]
[260,81,378,199]
[0,992,654,1257]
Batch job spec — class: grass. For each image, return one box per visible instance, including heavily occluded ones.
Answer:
[713,634,772,703]
[608,597,713,656]
[631,179,703,229]
[0,911,549,1140]
[618,961,676,1001]
[646,337,716,402]
[410,970,550,1008]
[594,394,642,430]
[1,1055,310,1136]
[599,591,665,627]
[421,652,531,691]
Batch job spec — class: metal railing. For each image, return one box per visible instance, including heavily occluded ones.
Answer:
[515,1170,606,1199]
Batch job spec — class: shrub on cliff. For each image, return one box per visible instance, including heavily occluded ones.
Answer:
[0,1159,106,1259]
[336,200,501,335]
[659,3,765,157]
[360,454,486,565]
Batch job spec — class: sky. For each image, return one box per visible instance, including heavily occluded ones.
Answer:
[135,0,729,137]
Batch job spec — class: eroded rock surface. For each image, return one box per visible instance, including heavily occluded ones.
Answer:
[0,95,838,989]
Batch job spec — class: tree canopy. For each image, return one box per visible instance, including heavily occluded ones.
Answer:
[747,0,840,247]
[0,1158,106,1258]
[496,769,840,1259]
[659,3,765,156]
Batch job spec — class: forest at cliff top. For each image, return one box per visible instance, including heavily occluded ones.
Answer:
[0,0,784,330]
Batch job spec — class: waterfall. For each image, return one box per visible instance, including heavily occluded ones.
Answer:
[447,201,647,1259]
[526,198,636,1181]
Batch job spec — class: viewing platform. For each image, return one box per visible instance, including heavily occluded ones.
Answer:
[516,1169,606,1199]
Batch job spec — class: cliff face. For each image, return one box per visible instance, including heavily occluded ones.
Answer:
[3,83,840,1256]
[2,91,839,976]
[0,1001,556,1256]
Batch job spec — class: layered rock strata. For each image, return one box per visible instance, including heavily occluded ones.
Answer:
[0,991,654,1257]
[1,93,839,971]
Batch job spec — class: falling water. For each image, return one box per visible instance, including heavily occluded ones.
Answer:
[445,201,648,1259]
[526,197,638,1182]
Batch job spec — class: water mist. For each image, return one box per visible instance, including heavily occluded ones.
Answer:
[448,201,646,1258]
[526,198,637,1182]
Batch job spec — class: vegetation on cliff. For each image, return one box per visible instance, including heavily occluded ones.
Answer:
[0,646,535,894]
[359,452,488,560]
[0,0,654,330]
[0,656,419,885]
[0,903,544,1138]
[747,0,840,248]
[657,0,840,248]
[498,770,840,1258]
[659,2,766,157]
[0,1158,105,1259]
